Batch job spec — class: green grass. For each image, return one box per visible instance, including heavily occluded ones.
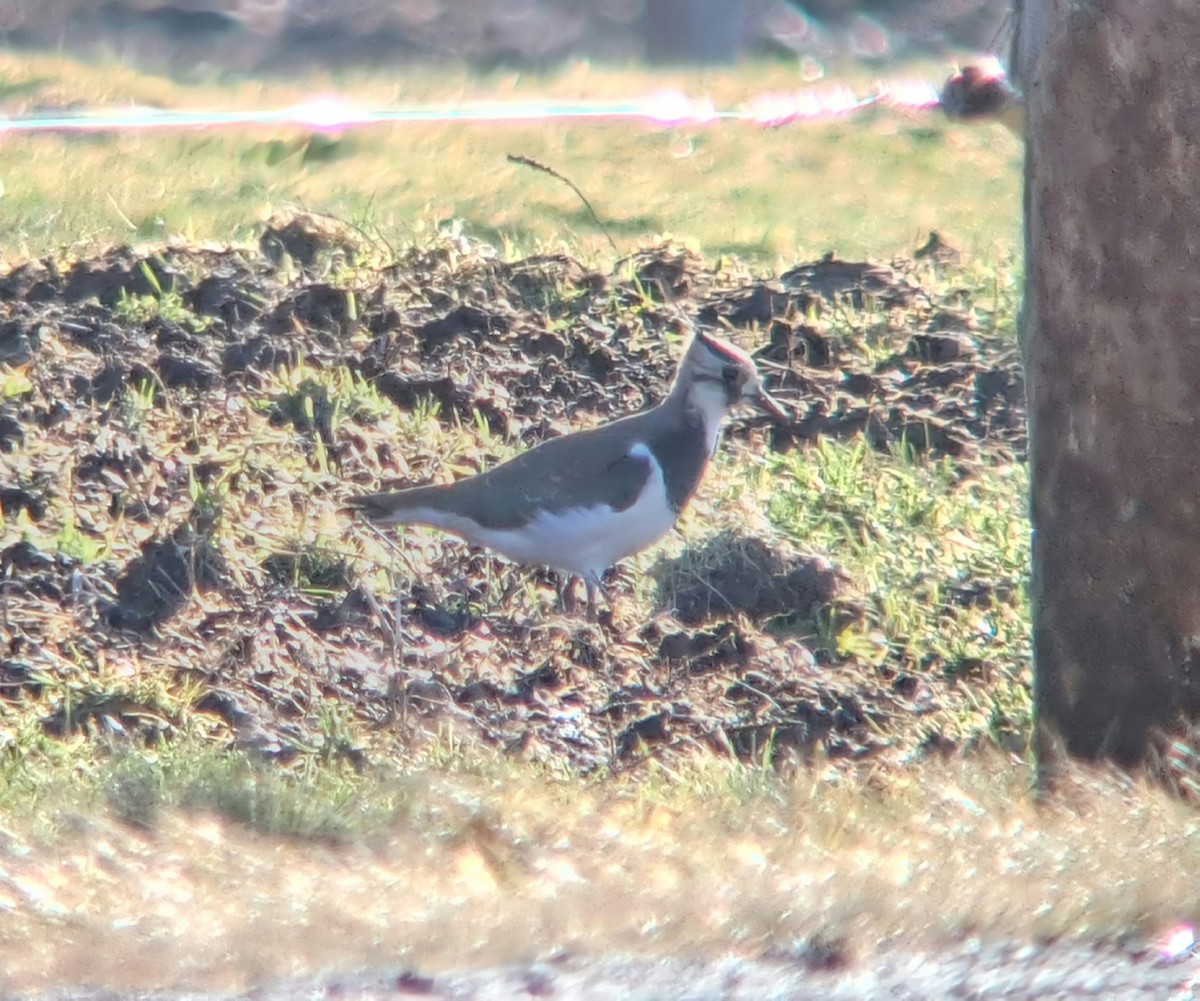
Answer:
[0,51,1023,265]
[0,47,1067,991]
[764,436,1031,745]
[769,438,1029,668]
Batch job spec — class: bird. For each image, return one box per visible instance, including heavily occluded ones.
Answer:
[346,330,788,619]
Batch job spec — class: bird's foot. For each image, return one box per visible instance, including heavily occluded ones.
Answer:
[555,574,613,626]
[557,575,580,616]
[585,576,612,624]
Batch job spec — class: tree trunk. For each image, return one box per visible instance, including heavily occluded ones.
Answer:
[1022,0,1200,777]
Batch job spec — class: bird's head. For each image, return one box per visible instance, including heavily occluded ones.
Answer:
[675,329,789,421]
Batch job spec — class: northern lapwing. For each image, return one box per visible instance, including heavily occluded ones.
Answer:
[347,331,787,618]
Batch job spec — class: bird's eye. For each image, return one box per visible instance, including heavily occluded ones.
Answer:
[722,364,740,384]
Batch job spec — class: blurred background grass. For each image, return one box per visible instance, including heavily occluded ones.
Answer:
[0,53,1022,264]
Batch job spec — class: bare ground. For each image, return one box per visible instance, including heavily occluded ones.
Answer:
[0,218,1027,779]
[26,945,1200,1001]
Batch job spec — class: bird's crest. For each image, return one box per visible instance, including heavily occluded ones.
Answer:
[693,329,757,370]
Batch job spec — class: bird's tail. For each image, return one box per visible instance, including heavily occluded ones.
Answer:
[343,484,451,527]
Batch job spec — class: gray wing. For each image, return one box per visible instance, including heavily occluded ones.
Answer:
[437,429,655,529]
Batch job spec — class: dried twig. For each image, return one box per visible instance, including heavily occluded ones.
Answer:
[507,153,619,256]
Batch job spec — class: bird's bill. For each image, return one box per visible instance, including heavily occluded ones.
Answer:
[746,382,789,421]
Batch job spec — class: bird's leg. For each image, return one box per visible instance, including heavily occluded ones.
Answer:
[585,573,608,622]
[558,574,580,615]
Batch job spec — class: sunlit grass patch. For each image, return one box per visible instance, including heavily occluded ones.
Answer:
[261,361,393,455]
[765,435,1030,726]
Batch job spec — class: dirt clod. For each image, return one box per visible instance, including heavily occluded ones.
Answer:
[658,532,851,626]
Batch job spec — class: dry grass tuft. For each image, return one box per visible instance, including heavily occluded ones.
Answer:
[1,751,1198,992]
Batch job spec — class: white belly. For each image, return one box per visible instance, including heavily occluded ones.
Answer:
[406,443,679,581]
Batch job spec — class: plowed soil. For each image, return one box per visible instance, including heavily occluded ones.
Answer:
[0,217,1027,776]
